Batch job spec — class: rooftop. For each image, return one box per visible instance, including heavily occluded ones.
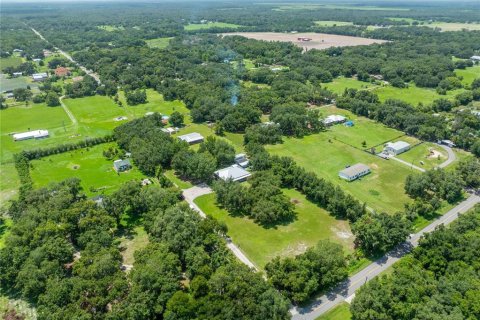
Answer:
[215,165,251,182]
[386,141,410,150]
[178,132,204,144]
[339,163,370,178]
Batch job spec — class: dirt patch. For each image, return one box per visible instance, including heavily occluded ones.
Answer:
[427,148,444,159]
[222,32,388,51]
[291,198,301,204]
[71,164,80,170]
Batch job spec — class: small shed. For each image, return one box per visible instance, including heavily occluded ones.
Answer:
[234,153,249,168]
[215,165,251,182]
[113,159,131,172]
[178,132,204,145]
[32,72,48,82]
[384,141,410,156]
[344,120,354,127]
[339,163,371,182]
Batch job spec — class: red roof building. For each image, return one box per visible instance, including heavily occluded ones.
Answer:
[55,67,70,77]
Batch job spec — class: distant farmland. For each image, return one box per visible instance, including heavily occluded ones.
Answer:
[222,32,387,51]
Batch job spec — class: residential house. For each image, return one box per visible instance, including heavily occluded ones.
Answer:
[178,132,204,144]
[32,72,48,82]
[113,159,131,172]
[215,165,251,182]
[323,115,346,126]
[339,163,371,182]
[55,67,70,77]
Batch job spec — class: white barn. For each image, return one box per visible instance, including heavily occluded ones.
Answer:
[13,130,49,141]
[215,165,251,182]
[178,132,204,144]
[384,141,410,155]
[323,115,346,126]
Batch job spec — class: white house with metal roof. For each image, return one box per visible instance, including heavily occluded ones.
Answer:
[32,72,48,82]
[13,130,49,141]
[215,165,251,182]
[178,132,204,145]
[339,163,371,182]
[113,159,131,172]
[323,115,346,126]
[384,141,410,155]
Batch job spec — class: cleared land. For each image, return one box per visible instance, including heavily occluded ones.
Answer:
[0,163,20,205]
[0,74,36,92]
[146,37,173,48]
[222,32,388,51]
[323,77,378,95]
[396,142,448,170]
[185,22,242,30]
[374,84,465,106]
[427,22,480,31]
[315,21,354,27]
[195,189,354,269]
[0,56,23,69]
[266,121,414,214]
[118,226,149,265]
[30,142,145,196]
[456,65,480,86]
[97,25,125,32]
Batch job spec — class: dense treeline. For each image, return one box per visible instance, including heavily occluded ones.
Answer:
[0,179,291,319]
[351,205,480,320]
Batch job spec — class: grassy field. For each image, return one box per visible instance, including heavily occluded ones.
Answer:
[0,218,13,249]
[456,65,480,86]
[195,189,354,269]
[0,56,23,69]
[185,22,242,30]
[323,77,378,95]
[30,142,146,196]
[396,142,448,170]
[315,20,354,27]
[146,37,173,49]
[266,131,414,214]
[0,74,34,92]
[427,22,480,31]
[164,169,194,189]
[97,25,125,32]
[0,163,20,205]
[374,84,465,106]
[0,102,75,162]
[118,226,149,265]
[273,4,408,11]
[319,106,403,149]
[315,302,352,320]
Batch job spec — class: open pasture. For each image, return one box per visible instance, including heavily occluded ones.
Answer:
[146,37,173,48]
[30,142,145,196]
[315,21,354,27]
[323,77,379,95]
[185,22,242,31]
[374,84,465,106]
[0,74,35,92]
[320,106,404,149]
[427,22,480,31]
[455,65,480,86]
[195,189,354,269]
[396,142,448,170]
[0,56,23,69]
[266,131,414,214]
[221,32,388,51]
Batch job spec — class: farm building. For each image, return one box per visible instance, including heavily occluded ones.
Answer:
[215,164,251,182]
[178,132,204,144]
[470,55,480,62]
[234,153,249,168]
[384,141,410,155]
[113,159,131,172]
[161,127,178,135]
[12,72,23,77]
[13,130,49,141]
[339,163,371,181]
[32,72,48,81]
[323,115,346,126]
[55,67,70,77]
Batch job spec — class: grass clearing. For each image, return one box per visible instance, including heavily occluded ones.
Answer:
[118,226,149,265]
[315,20,354,27]
[97,25,125,32]
[427,22,480,31]
[0,74,35,92]
[0,163,20,205]
[0,218,13,249]
[146,37,173,49]
[0,56,23,69]
[315,302,352,320]
[323,77,378,95]
[185,22,242,31]
[164,169,194,189]
[195,189,354,269]
[396,142,448,170]
[30,142,146,196]
[455,65,480,86]
[266,131,414,214]
[374,84,465,106]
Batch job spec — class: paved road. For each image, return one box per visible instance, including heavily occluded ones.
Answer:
[291,193,480,320]
[182,185,259,271]
[437,144,456,168]
[59,95,78,125]
[30,27,101,84]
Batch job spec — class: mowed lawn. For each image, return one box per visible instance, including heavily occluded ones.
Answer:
[0,56,23,69]
[374,84,465,106]
[0,163,20,205]
[323,77,378,95]
[0,102,76,162]
[30,142,146,196]
[185,22,242,30]
[320,106,404,149]
[315,302,352,320]
[396,142,448,170]
[195,189,354,269]
[266,134,414,214]
[456,65,480,86]
[146,37,173,48]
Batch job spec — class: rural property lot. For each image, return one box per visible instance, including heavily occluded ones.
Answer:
[195,189,354,269]
[323,77,379,95]
[266,127,414,214]
[30,142,145,196]
[222,32,388,51]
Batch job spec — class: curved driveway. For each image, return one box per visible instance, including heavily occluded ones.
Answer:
[437,144,456,168]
